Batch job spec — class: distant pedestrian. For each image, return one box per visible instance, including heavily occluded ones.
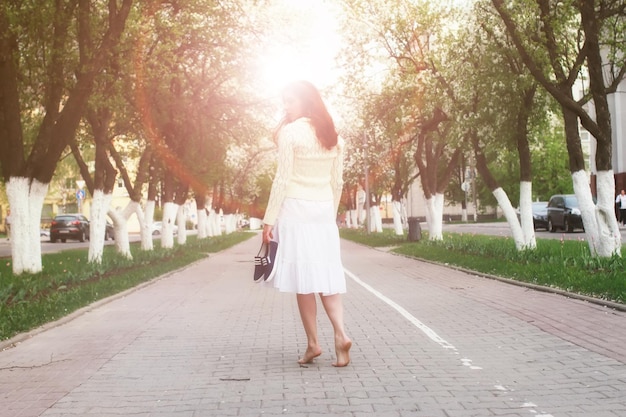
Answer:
[4,209,11,240]
[616,190,626,227]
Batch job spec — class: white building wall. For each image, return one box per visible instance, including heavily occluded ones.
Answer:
[609,78,626,174]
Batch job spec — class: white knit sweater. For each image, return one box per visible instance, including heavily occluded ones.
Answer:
[262,118,344,226]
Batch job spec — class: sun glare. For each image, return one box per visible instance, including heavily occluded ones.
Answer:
[258,1,342,98]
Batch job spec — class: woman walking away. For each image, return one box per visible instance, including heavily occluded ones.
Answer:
[262,80,352,367]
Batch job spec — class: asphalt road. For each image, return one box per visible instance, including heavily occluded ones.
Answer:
[1,222,625,259]
[0,233,140,259]
[442,221,626,243]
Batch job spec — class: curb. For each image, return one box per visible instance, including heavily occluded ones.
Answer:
[0,257,208,352]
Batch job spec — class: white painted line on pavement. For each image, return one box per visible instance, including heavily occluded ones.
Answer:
[345,267,555,417]
[344,268,458,352]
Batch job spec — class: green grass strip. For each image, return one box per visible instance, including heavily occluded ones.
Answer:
[340,228,626,305]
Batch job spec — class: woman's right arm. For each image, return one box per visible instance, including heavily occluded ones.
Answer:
[262,127,295,227]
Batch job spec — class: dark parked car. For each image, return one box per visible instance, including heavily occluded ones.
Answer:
[547,194,584,233]
[50,214,90,243]
[516,201,548,230]
[531,201,549,230]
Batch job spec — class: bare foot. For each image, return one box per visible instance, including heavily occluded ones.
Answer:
[332,339,352,367]
[298,346,322,364]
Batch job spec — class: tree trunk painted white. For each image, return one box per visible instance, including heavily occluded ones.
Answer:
[107,202,136,259]
[517,181,534,247]
[356,188,365,225]
[236,213,244,230]
[223,214,231,234]
[461,208,468,222]
[401,199,408,227]
[218,208,225,235]
[87,190,113,263]
[367,206,378,232]
[207,209,216,236]
[571,170,599,256]
[364,208,370,232]
[160,202,178,248]
[586,170,621,257]
[493,187,532,250]
[5,177,47,274]
[141,200,156,250]
[202,210,210,236]
[224,214,236,234]
[373,205,383,232]
[392,201,403,235]
[232,214,238,232]
[345,211,352,228]
[249,217,262,230]
[196,208,208,239]
[424,193,444,240]
[176,206,187,245]
[210,209,220,236]
[349,209,358,229]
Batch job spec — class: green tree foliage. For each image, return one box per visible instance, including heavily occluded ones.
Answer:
[0,0,133,184]
[532,122,575,199]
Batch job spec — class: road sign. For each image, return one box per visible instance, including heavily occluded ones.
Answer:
[76,189,85,200]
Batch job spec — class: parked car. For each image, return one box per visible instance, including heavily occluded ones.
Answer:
[531,201,549,230]
[238,218,250,229]
[50,214,90,243]
[547,194,584,233]
[516,201,548,230]
[151,221,177,236]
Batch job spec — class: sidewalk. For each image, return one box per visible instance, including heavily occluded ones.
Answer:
[1,237,625,417]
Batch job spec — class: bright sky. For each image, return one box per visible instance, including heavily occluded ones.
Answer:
[256,0,475,98]
[257,0,342,96]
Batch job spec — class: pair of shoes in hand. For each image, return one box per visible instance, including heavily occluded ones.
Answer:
[263,241,278,282]
[253,241,278,283]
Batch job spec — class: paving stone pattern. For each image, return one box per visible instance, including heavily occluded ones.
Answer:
[1,236,625,417]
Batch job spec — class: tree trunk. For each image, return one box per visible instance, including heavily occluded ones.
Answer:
[195,193,208,239]
[0,1,133,274]
[5,178,47,274]
[142,200,157,251]
[472,132,532,250]
[79,107,120,263]
[174,184,189,245]
[412,108,452,240]
[492,0,622,257]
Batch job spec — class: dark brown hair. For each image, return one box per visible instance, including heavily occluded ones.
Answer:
[277,80,338,150]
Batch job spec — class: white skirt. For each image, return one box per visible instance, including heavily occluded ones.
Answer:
[268,198,346,295]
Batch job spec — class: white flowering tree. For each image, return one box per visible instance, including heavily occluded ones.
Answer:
[338,0,467,240]
[361,80,420,235]
[451,4,553,251]
[491,0,625,257]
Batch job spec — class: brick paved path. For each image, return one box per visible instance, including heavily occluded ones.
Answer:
[1,236,625,417]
